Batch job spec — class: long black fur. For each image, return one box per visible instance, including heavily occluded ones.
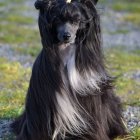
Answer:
[11,0,127,139]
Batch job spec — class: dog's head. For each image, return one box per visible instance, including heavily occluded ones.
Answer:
[35,0,99,46]
[52,3,81,44]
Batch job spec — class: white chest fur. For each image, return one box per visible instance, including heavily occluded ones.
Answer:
[66,47,101,95]
[59,43,101,94]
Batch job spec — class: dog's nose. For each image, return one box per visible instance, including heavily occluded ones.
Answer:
[63,32,71,41]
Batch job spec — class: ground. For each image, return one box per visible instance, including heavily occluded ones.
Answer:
[0,0,140,139]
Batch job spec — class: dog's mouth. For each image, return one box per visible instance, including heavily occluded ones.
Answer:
[58,39,75,45]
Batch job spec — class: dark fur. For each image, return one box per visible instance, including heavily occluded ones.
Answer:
[11,0,127,139]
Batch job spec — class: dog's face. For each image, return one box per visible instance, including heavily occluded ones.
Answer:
[56,20,79,44]
[50,3,82,44]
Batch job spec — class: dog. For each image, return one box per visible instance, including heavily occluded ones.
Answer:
[11,0,127,139]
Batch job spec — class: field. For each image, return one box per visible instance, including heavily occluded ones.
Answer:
[0,0,140,139]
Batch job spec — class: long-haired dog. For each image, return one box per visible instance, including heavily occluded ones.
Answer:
[11,0,127,139]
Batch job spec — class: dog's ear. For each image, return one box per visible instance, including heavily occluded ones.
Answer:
[34,0,52,10]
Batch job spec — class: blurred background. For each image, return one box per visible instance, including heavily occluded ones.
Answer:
[0,0,140,139]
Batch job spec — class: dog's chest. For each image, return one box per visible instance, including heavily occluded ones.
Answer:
[59,44,75,67]
[59,44,76,88]
[59,44,100,94]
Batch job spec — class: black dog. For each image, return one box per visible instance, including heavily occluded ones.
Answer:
[11,0,127,139]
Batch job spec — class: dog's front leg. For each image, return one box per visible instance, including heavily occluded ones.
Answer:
[14,51,56,140]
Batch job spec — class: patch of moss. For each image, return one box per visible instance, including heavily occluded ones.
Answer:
[0,0,36,26]
[0,24,40,45]
[106,48,140,72]
[4,0,24,3]
[0,58,31,119]
[5,15,35,25]
[105,48,140,106]
[13,44,41,57]
[130,127,140,140]
[0,21,41,57]
[122,13,140,26]
[112,1,140,13]
[132,49,140,55]
[108,29,129,35]
[115,77,140,106]
[0,1,6,7]
[0,0,40,57]
[111,0,140,26]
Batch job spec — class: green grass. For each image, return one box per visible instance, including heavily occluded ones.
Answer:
[0,0,40,57]
[0,23,40,45]
[130,127,140,140]
[0,4,35,25]
[115,127,140,140]
[0,0,39,120]
[108,29,129,35]
[105,48,140,106]
[0,0,41,57]
[13,43,41,57]
[0,0,25,5]
[0,58,31,119]
[122,13,140,26]
[0,1,6,6]
[5,15,34,25]
[112,2,140,13]
[106,48,140,139]
[111,0,140,26]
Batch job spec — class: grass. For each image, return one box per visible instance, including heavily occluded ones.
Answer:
[130,127,140,140]
[4,0,24,3]
[0,58,31,119]
[122,13,140,26]
[111,0,140,26]
[112,2,140,13]
[115,127,140,140]
[0,0,41,56]
[0,0,25,6]
[0,0,39,120]
[0,2,38,45]
[0,1,6,6]
[13,44,41,57]
[0,23,39,43]
[108,29,129,35]
[105,48,140,106]
[5,15,34,25]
